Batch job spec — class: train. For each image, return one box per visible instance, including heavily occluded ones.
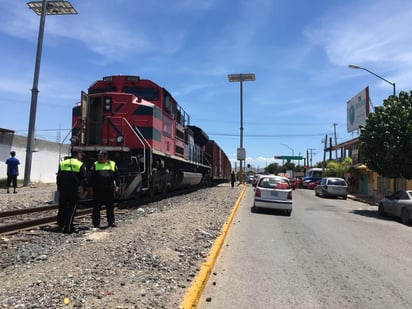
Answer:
[69,75,232,199]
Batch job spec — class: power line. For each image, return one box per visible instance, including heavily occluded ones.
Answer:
[195,118,340,126]
[208,132,335,138]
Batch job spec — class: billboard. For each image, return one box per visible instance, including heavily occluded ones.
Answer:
[347,86,370,132]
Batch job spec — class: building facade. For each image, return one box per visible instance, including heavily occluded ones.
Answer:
[330,137,412,201]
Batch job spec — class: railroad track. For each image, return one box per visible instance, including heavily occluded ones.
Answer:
[0,204,94,235]
[0,186,201,235]
[0,204,59,219]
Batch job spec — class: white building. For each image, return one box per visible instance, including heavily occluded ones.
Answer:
[0,129,70,184]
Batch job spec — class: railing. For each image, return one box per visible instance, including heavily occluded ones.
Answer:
[104,116,152,175]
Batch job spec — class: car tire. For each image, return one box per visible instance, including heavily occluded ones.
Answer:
[315,191,319,196]
[286,210,292,216]
[378,203,386,217]
[343,195,347,200]
[401,208,410,225]
[251,206,258,213]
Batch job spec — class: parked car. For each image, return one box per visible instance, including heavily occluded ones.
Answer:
[302,177,322,189]
[315,177,348,199]
[378,190,412,225]
[252,175,292,215]
[306,179,321,190]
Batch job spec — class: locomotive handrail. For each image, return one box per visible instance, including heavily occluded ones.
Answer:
[104,116,152,176]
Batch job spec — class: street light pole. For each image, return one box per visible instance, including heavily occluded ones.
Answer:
[280,143,294,157]
[24,1,77,186]
[228,73,256,183]
[348,64,396,96]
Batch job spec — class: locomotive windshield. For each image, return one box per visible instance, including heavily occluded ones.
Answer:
[123,86,159,101]
[89,87,117,94]
[88,86,160,102]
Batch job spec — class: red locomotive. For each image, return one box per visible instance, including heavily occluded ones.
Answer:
[70,75,231,198]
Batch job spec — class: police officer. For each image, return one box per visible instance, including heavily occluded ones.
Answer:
[89,150,120,228]
[56,151,88,234]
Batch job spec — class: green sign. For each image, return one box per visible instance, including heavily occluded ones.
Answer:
[274,155,304,160]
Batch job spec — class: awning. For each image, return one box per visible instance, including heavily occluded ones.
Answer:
[353,163,369,171]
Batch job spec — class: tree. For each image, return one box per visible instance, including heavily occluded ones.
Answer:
[282,161,296,172]
[265,162,281,174]
[360,91,412,179]
[324,157,352,178]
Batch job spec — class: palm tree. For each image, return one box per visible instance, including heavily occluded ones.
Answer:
[324,157,353,178]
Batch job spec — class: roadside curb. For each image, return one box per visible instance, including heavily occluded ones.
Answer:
[179,185,248,309]
[347,195,378,206]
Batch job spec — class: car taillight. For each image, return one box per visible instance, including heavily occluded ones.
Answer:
[255,188,261,197]
[288,191,292,200]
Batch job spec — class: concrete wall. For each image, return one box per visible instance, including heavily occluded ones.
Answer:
[0,131,70,184]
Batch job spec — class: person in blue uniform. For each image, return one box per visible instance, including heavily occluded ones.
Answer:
[89,150,120,228]
[56,152,88,234]
[5,151,20,194]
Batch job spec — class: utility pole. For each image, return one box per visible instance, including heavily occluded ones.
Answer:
[333,123,338,159]
[323,135,328,170]
[307,148,316,167]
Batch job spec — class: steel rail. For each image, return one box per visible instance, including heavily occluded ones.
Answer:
[0,208,92,235]
[0,204,58,218]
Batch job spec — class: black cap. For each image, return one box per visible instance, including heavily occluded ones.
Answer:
[73,150,84,156]
[98,150,108,156]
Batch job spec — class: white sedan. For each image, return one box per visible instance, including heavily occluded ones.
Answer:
[378,190,412,225]
[252,175,292,216]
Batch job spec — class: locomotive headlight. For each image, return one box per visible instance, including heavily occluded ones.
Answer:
[116,135,124,143]
[104,97,112,111]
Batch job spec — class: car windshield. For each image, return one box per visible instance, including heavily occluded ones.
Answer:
[329,179,346,185]
[259,177,290,189]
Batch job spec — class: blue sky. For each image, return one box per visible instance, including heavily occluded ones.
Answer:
[1,0,411,170]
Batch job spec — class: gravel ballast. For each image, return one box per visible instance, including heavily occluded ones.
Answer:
[0,183,243,308]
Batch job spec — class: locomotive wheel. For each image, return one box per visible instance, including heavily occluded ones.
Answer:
[160,180,167,194]
[148,179,155,198]
[170,173,177,191]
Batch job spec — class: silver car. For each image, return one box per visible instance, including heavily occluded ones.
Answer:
[378,190,412,225]
[315,177,348,199]
[252,175,292,215]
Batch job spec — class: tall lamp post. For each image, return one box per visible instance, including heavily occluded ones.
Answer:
[24,1,77,186]
[348,64,396,96]
[280,143,294,157]
[228,73,256,183]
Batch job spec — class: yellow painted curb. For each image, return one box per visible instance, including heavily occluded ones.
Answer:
[179,185,248,309]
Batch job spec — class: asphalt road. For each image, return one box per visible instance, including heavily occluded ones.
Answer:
[197,186,412,309]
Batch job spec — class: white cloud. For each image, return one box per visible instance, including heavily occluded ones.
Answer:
[305,1,412,68]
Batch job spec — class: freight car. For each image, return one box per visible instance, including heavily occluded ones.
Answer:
[70,75,231,199]
[187,126,231,183]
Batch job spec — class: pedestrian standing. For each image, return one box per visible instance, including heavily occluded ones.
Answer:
[5,151,20,194]
[56,152,88,234]
[230,171,236,188]
[89,150,120,228]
